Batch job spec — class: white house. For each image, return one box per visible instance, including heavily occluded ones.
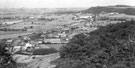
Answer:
[23,43,34,50]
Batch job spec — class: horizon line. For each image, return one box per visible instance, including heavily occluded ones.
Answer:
[0,4,135,9]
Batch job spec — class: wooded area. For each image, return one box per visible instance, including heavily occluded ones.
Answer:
[55,20,135,68]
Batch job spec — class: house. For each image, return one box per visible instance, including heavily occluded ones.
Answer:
[58,32,67,38]
[23,36,30,40]
[13,46,22,53]
[22,43,34,50]
[36,39,43,44]
[107,12,119,15]
[6,39,13,45]
[43,38,61,44]
[79,16,92,19]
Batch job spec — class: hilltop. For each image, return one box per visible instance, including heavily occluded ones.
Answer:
[82,5,135,15]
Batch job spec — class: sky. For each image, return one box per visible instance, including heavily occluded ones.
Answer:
[0,0,135,8]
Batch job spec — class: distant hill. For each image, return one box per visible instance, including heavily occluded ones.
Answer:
[108,5,131,7]
[0,8,86,15]
[82,5,135,15]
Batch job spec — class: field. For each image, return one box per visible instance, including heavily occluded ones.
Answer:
[13,53,60,68]
[0,32,32,39]
[26,53,60,68]
[108,14,135,19]
[45,44,65,50]
[0,14,76,39]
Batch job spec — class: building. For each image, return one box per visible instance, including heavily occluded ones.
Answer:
[13,46,22,53]
[22,43,34,50]
[6,39,13,45]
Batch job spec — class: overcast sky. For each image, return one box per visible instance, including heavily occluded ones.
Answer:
[0,0,135,8]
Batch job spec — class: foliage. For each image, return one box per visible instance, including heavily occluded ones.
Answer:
[33,48,58,55]
[0,40,17,68]
[29,33,43,40]
[82,6,135,15]
[56,21,135,68]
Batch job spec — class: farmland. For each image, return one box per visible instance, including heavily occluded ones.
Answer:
[0,13,76,39]
[2,6,135,68]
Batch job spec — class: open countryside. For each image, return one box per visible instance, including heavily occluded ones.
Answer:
[1,3,135,68]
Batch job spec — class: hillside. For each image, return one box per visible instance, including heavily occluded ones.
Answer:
[82,5,135,15]
[54,20,135,68]
[108,5,131,7]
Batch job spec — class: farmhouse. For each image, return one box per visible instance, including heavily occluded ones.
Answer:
[6,39,13,44]
[21,43,34,50]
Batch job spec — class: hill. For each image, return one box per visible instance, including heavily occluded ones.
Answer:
[54,20,135,68]
[0,8,86,15]
[108,5,131,7]
[82,5,135,15]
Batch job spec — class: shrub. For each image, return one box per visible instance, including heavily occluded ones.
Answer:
[33,48,58,55]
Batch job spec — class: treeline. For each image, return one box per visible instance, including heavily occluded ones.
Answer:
[54,20,135,68]
[0,28,27,31]
[82,6,135,15]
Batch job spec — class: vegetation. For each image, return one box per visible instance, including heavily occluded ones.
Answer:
[55,20,135,68]
[109,5,131,7]
[82,5,135,15]
[29,33,43,40]
[33,48,58,55]
[0,40,17,68]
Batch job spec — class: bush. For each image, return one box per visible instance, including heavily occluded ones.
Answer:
[33,48,58,55]
[29,33,43,40]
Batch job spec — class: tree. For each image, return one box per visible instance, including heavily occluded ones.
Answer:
[56,21,135,68]
[0,40,17,68]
